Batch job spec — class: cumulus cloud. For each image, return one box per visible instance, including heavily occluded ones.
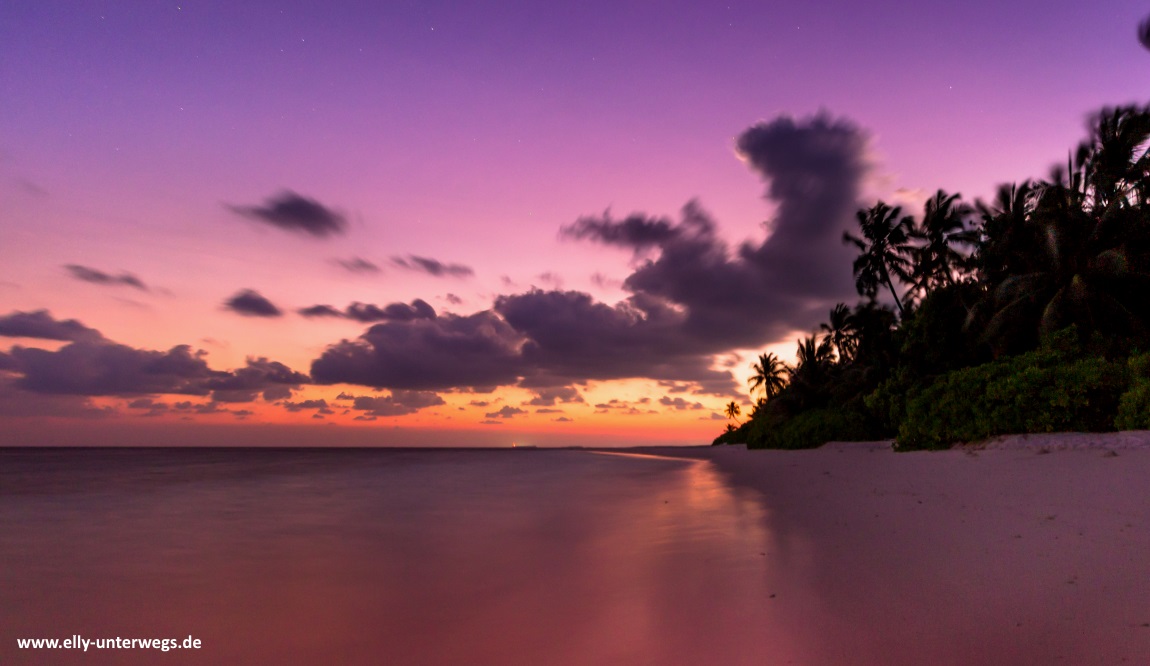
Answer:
[309,112,869,397]
[205,358,308,402]
[485,406,525,419]
[0,312,307,402]
[659,396,705,410]
[525,386,584,406]
[224,290,283,318]
[64,265,148,291]
[391,255,474,278]
[345,390,445,416]
[229,191,347,237]
[0,310,103,342]
[298,299,436,323]
[311,311,525,390]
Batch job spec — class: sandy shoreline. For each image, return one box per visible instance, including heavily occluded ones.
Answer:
[638,432,1150,664]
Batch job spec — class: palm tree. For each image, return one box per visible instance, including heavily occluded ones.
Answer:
[844,202,914,317]
[748,352,788,401]
[724,401,741,425]
[820,303,858,363]
[908,190,975,299]
[976,105,1150,353]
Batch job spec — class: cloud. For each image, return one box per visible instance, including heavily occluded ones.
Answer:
[554,416,573,422]
[347,390,445,416]
[64,265,148,291]
[282,399,330,412]
[560,211,680,251]
[391,255,474,278]
[310,311,525,390]
[204,358,308,402]
[333,257,380,273]
[485,405,525,419]
[1,314,307,401]
[298,299,437,323]
[228,190,347,237]
[444,293,464,305]
[0,310,102,342]
[9,342,214,396]
[299,304,344,318]
[0,376,115,418]
[224,289,283,317]
[659,396,705,410]
[525,386,584,406]
[308,112,869,397]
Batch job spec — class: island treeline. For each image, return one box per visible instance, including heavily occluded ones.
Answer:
[717,104,1150,450]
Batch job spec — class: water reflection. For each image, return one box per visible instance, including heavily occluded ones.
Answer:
[2,449,797,665]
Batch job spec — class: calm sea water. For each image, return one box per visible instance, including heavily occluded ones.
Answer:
[0,448,786,665]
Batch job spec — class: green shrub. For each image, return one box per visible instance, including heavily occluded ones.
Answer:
[896,350,1126,450]
[741,406,874,450]
[1115,352,1150,430]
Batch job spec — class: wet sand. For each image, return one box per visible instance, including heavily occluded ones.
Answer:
[648,434,1150,664]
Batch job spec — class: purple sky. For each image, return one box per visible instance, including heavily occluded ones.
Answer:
[1,1,1148,445]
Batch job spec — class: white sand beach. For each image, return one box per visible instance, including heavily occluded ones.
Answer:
[648,433,1150,665]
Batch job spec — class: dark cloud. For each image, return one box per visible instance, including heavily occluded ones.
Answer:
[659,396,705,410]
[308,113,868,397]
[9,343,215,396]
[310,311,524,390]
[535,408,564,414]
[444,293,464,306]
[560,211,680,251]
[485,406,525,419]
[566,112,867,346]
[0,376,115,418]
[349,390,445,417]
[346,300,436,322]
[64,265,148,291]
[391,255,474,278]
[282,399,329,413]
[0,310,103,342]
[224,290,283,318]
[554,416,574,422]
[333,257,380,273]
[298,299,437,323]
[525,386,584,406]
[299,304,344,318]
[228,191,347,237]
[1,315,308,402]
[205,358,308,402]
[495,289,737,392]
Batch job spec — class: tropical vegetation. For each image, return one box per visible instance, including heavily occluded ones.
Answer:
[715,104,1150,450]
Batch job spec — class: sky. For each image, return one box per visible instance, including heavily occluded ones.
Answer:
[1,0,1148,447]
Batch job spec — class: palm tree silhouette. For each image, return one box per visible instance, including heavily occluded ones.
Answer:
[977,106,1150,351]
[724,401,741,427]
[820,303,858,363]
[748,352,788,401]
[908,190,975,299]
[844,202,913,317]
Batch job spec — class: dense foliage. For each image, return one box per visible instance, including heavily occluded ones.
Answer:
[715,104,1150,450]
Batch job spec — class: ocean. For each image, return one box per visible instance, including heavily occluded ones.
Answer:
[1,447,785,665]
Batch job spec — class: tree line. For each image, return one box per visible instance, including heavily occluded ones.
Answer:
[718,104,1150,449]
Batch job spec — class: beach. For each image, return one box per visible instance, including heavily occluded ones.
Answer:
[3,439,1149,665]
[651,435,1150,664]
